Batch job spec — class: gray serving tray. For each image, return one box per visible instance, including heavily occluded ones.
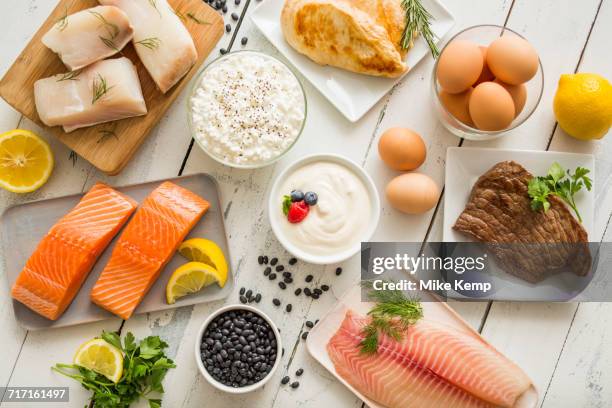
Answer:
[1,173,233,330]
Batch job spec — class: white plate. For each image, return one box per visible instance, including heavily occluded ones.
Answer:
[306,285,539,408]
[251,0,455,122]
[443,147,595,300]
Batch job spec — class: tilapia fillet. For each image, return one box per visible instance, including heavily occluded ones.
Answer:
[327,311,532,408]
[11,183,137,320]
[42,5,134,70]
[91,182,210,319]
[34,57,147,133]
[99,0,197,93]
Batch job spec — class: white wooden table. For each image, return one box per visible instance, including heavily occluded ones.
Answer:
[1,0,611,407]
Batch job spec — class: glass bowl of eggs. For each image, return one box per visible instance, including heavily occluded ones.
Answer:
[431,25,544,141]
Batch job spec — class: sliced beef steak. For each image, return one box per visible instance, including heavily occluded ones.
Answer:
[453,161,590,283]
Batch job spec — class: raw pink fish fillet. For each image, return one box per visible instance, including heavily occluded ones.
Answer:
[327,310,532,408]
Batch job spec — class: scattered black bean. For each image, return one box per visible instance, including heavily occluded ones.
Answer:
[335,267,342,276]
[263,256,269,264]
[294,288,302,296]
[239,295,247,304]
[240,36,248,46]
[222,5,228,12]
[291,381,300,389]
[313,288,322,295]
[278,282,287,290]
[303,288,311,297]
[301,332,308,340]
[269,273,277,281]
[289,257,297,265]
[245,289,253,298]
[264,266,271,276]
[305,320,314,328]
[286,304,292,312]
[305,275,313,283]
[275,265,284,272]
[235,0,241,4]
[284,277,293,284]
[225,24,231,33]
[281,376,290,385]
[312,293,320,300]
[273,298,281,306]
[231,12,239,21]
[255,293,262,303]
[296,368,304,376]
[321,284,330,291]
[282,271,292,278]
[239,287,246,295]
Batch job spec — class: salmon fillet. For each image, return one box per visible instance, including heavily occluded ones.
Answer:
[11,183,137,320]
[327,310,532,408]
[91,181,210,319]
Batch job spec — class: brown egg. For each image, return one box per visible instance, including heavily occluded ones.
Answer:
[439,88,474,127]
[436,40,483,94]
[494,79,527,117]
[487,35,539,85]
[386,173,440,214]
[469,82,515,131]
[378,128,426,171]
[474,46,495,85]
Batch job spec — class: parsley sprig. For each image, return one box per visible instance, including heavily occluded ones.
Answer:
[52,331,176,408]
[527,162,592,223]
[359,282,423,354]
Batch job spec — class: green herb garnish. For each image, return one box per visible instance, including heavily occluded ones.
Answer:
[89,10,120,39]
[91,74,113,105]
[528,163,592,223]
[52,331,176,408]
[56,7,69,31]
[282,195,292,216]
[359,281,423,354]
[187,12,211,25]
[135,37,162,50]
[400,0,439,58]
[148,0,162,17]
[56,69,82,82]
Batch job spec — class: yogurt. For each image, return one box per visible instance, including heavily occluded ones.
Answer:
[190,52,305,166]
[276,161,373,256]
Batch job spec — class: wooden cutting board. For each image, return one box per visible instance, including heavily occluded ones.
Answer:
[0,0,223,175]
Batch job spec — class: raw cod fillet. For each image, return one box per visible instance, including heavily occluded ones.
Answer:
[42,5,134,70]
[327,310,532,408]
[11,183,137,321]
[34,57,147,132]
[98,0,197,93]
[91,181,210,319]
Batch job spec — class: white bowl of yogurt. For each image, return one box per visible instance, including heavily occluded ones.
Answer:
[188,50,307,169]
[268,154,380,264]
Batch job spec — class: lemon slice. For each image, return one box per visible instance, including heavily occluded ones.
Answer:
[166,261,225,304]
[178,238,228,286]
[0,129,54,193]
[74,338,124,383]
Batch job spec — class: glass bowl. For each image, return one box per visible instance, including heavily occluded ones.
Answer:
[187,50,307,169]
[431,25,544,141]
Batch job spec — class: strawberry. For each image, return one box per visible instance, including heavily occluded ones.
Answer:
[287,201,309,223]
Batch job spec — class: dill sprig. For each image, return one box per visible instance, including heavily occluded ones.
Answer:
[187,12,211,25]
[57,69,82,82]
[99,36,119,51]
[135,37,162,50]
[56,7,69,31]
[89,10,119,39]
[359,281,423,354]
[148,0,162,17]
[91,74,113,105]
[400,0,439,58]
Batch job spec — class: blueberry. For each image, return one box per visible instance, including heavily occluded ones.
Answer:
[290,190,304,202]
[304,192,318,205]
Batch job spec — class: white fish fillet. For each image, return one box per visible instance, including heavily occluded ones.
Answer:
[99,0,197,93]
[42,6,134,71]
[34,57,147,133]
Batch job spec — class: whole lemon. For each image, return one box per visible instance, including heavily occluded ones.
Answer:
[553,73,612,140]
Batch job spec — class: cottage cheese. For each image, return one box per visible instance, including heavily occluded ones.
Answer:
[190,52,305,166]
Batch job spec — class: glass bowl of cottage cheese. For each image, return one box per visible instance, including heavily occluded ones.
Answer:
[188,51,307,168]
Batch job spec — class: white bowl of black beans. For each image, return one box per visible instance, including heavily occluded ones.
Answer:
[195,304,282,393]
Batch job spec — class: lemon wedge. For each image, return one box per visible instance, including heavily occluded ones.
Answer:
[166,261,226,304]
[178,238,228,286]
[74,338,124,383]
[0,129,54,193]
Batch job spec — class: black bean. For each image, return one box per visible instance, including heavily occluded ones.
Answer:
[241,36,248,46]
[305,275,313,282]
[225,24,231,33]
[275,265,284,272]
[304,288,311,296]
[255,293,262,303]
[270,257,278,266]
[273,298,281,306]
[263,256,269,264]
[264,266,271,276]
[235,0,241,4]
[291,381,300,389]
[314,288,322,295]
[281,376,290,385]
[301,331,308,340]
[278,282,286,290]
[258,256,264,264]
[289,257,297,265]
[295,368,304,376]
[305,320,314,328]
[222,5,228,12]
[239,287,246,295]
[294,288,302,296]
[231,12,239,21]
[335,267,342,276]
[220,48,227,55]
[283,277,293,284]
[269,273,277,280]
[245,289,252,298]
[286,304,292,312]
[312,293,319,300]
[283,271,291,278]
[321,284,330,291]
[239,295,247,304]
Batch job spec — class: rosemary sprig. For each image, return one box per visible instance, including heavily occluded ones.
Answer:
[187,12,212,25]
[135,37,162,50]
[91,74,113,105]
[56,7,69,31]
[400,0,439,58]
[359,281,423,354]
[56,69,82,82]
